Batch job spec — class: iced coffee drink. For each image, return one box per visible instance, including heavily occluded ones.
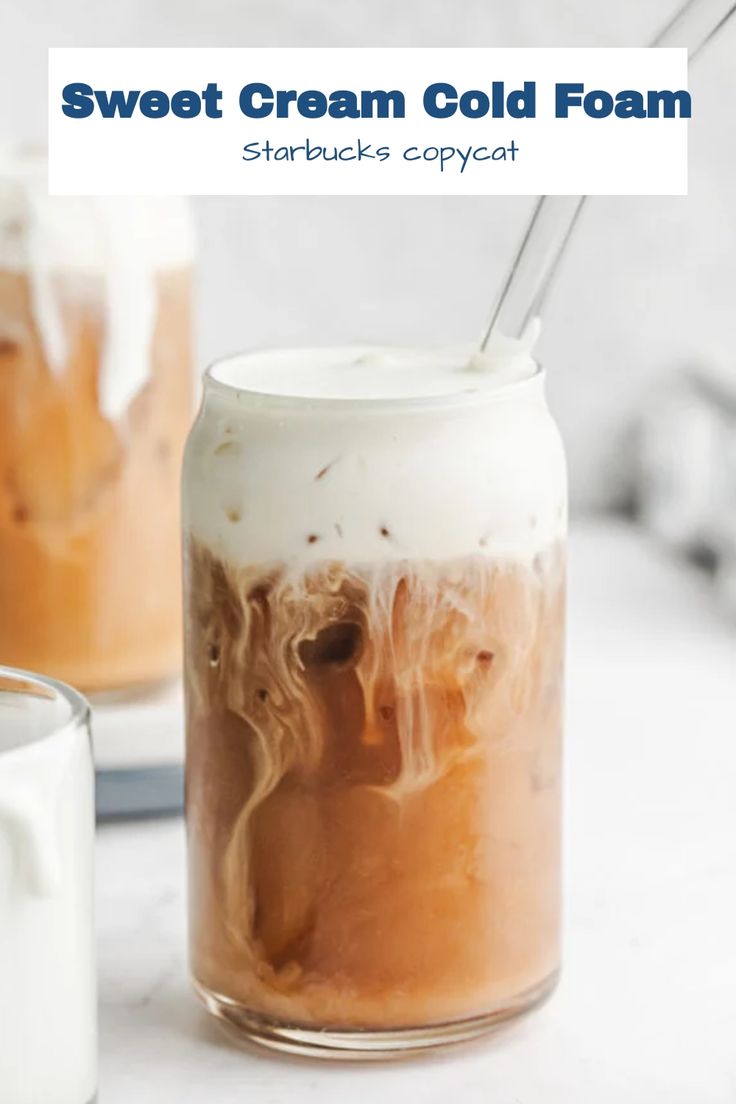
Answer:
[0,150,194,691]
[183,346,566,1056]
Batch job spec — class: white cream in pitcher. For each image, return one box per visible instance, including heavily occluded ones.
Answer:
[0,680,96,1104]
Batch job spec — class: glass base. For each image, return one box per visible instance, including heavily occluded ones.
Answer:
[194,970,559,1060]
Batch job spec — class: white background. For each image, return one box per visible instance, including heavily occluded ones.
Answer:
[48,47,688,196]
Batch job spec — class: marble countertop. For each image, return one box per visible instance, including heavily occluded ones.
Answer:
[96,521,736,1103]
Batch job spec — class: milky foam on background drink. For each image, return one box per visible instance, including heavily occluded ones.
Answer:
[0,145,194,419]
[183,343,567,568]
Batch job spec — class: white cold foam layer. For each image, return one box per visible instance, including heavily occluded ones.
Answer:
[210,340,537,399]
[0,145,194,420]
[184,345,568,568]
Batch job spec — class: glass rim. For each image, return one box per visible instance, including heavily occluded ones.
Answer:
[202,345,544,415]
[0,665,90,752]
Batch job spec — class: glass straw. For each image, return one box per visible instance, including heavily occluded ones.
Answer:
[479,0,736,351]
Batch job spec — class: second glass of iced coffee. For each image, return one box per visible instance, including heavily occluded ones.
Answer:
[183,344,567,1057]
[0,150,195,694]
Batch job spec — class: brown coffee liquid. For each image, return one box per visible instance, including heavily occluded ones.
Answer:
[185,538,564,1030]
[0,267,193,692]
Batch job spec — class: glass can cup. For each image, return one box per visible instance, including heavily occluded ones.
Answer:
[0,153,195,693]
[183,347,567,1058]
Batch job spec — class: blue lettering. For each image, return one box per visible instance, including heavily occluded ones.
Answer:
[139,90,169,117]
[458,90,489,119]
[508,83,536,118]
[423,83,457,119]
[555,83,584,118]
[239,83,274,118]
[61,82,95,119]
[297,90,327,118]
[556,84,691,119]
[647,89,691,118]
[201,83,223,118]
[584,91,614,118]
[62,83,222,119]
[330,90,360,119]
[359,90,404,118]
[93,89,142,118]
[171,90,201,117]
[614,90,647,119]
